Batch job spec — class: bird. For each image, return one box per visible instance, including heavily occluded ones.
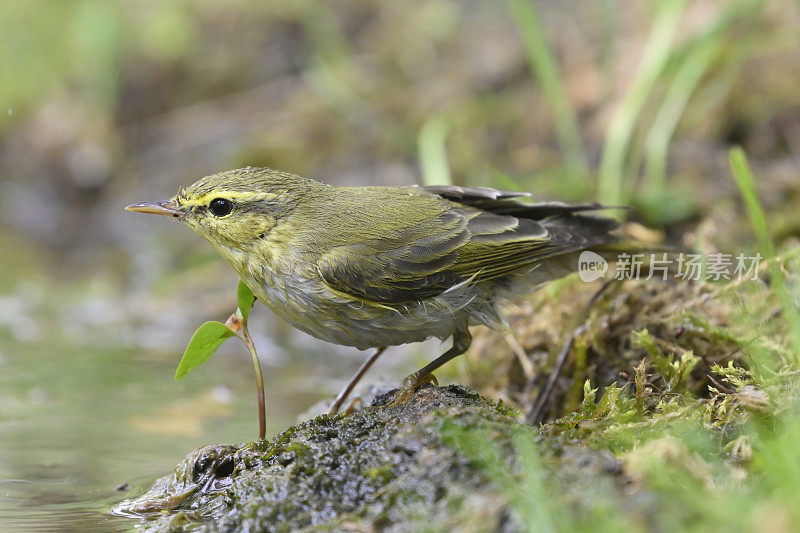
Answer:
[127,166,619,414]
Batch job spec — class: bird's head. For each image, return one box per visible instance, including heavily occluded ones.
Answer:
[126,167,317,253]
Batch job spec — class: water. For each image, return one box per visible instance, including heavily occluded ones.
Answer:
[0,250,435,531]
[0,337,328,531]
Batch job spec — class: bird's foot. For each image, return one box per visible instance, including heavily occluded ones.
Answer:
[387,373,438,407]
[343,397,363,416]
[328,396,364,417]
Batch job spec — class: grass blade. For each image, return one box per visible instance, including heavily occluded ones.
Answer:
[729,147,800,356]
[598,0,688,208]
[418,115,452,186]
[645,0,762,194]
[644,39,720,193]
[506,0,589,182]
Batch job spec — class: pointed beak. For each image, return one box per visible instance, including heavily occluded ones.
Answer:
[125,200,185,219]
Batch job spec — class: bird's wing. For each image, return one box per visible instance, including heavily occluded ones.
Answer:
[418,184,607,218]
[317,208,471,304]
[317,190,618,305]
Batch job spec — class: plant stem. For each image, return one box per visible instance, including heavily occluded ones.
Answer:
[239,325,266,440]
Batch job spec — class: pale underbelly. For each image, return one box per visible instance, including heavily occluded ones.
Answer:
[255,280,472,350]
[273,297,461,350]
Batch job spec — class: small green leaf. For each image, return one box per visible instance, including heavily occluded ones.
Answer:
[237,280,256,323]
[175,321,234,380]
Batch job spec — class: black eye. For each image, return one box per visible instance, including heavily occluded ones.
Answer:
[208,198,232,217]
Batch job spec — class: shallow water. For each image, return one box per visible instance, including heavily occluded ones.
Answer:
[0,336,329,531]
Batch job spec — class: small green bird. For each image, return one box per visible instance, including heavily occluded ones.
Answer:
[127,167,618,413]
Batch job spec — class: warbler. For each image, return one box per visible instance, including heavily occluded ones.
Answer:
[127,167,618,413]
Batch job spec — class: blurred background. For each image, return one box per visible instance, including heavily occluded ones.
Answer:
[1,0,799,529]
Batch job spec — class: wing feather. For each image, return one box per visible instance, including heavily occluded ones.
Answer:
[317,187,618,305]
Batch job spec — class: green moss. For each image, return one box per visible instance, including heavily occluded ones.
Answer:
[491,398,520,418]
[362,464,395,485]
[114,385,538,531]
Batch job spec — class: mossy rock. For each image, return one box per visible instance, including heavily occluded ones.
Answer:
[113,385,622,531]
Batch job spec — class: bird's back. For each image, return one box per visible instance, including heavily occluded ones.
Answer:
[291,182,618,304]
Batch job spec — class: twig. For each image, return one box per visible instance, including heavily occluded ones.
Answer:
[526,324,587,424]
[526,279,618,425]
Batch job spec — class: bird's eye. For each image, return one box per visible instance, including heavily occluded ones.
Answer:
[208,198,232,217]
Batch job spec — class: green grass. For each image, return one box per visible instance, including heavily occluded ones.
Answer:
[644,3,759,168]
[506,0,589,183]
[598,0,688,209]
[440,145,800,531]
[729,147,800,355]
[418,115,453,186]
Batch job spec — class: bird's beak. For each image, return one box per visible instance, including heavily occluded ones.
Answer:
[125,200,185,219]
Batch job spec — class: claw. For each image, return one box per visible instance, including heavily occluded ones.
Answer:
[387,373,437,407]
[424,374,438,387]
[343,397,363,416]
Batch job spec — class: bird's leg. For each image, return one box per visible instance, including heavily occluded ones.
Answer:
[328,347,387,416]
[388,327,472,407]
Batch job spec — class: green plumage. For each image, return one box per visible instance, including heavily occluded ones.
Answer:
[129,166,620,408]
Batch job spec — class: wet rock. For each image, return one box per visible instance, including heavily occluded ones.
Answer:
[112,385,623,531]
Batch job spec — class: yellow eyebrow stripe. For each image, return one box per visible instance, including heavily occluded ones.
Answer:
[189,191,279,206]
